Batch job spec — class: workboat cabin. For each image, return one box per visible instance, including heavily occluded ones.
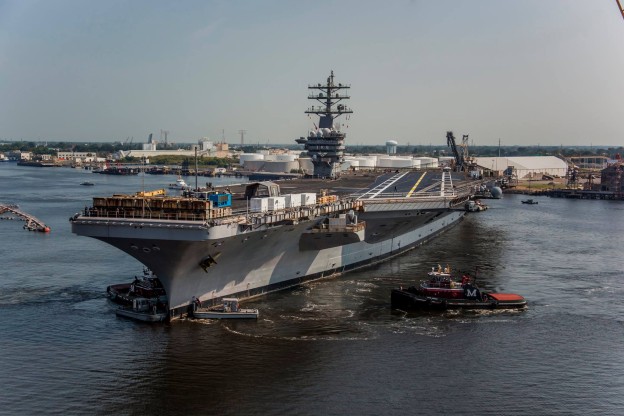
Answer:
[222,298,240,312]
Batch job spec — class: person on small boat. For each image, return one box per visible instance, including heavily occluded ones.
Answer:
[462,274,470,285]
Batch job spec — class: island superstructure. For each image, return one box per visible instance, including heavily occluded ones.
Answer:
[296,70,352,179]
[71,72,481,320]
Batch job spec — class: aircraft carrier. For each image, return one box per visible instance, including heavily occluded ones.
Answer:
[70,71,481,320]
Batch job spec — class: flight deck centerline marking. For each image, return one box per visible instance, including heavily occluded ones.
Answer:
[406,172,427,197]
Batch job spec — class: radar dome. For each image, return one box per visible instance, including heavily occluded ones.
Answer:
[490,187,503,199]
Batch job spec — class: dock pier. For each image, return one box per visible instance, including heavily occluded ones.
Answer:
[0,203,50,232]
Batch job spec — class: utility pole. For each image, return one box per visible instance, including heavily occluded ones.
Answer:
[238,129,247,146]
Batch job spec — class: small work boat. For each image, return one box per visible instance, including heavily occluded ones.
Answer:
[192,298,259,319]
[465,199,488,212]
[521,199,538,204]
[168,177,189,190]
[80,182,95,186]
[391,265,527,311]
[115,297,168,322]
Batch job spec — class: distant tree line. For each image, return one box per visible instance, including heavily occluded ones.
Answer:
[123,155,237,168]
[1,141,622,160]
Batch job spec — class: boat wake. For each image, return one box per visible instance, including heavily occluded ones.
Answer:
[221,324,375,342]
[0,285,102,306]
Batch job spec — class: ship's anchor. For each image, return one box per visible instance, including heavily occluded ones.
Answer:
[199,252,220,272]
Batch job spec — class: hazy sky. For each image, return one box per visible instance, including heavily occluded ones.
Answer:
[1,1,623,146]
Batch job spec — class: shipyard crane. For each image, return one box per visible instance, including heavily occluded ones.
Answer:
[446,131,465,171]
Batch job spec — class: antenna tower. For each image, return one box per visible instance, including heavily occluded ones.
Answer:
[238,129,247,146]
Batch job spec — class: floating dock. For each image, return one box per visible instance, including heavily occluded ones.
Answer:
[0,203,50,232]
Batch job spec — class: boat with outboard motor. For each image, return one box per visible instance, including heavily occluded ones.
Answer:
[521,199,538,204]
[391,265,527,310]
[192,297,259,319]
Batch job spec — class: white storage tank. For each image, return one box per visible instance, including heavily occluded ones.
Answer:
[250,198,268,213]
[377,157,414,168]
[239,153,264,164]
[301,193,316,206]
[298,157,313,173]
[353,157,376,168]
[285,194,302,208]
[274,154,297,162]
[267,196,286,211]
[414,157,438,168]
[341,160,358,170]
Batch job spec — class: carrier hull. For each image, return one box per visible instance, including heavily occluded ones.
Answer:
[72,206,465,319]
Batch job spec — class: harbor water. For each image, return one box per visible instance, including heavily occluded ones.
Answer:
[1,163,623,415]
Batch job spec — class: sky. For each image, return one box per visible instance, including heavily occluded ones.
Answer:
[1,0,623,147]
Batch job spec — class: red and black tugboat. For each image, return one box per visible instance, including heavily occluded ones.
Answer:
[391,265,527,311]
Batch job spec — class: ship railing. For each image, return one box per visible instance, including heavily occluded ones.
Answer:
[80,208,209,222]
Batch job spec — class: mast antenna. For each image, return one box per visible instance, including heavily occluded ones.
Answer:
[238,129,247,146]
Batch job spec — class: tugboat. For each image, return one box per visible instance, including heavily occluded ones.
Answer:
[391,265,527,311]
[107,268,167,307]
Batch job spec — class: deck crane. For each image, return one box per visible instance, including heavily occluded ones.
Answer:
[446,131,465,171]
[617,0,624,21]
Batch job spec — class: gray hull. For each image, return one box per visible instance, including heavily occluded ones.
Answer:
[74,208,464,318]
